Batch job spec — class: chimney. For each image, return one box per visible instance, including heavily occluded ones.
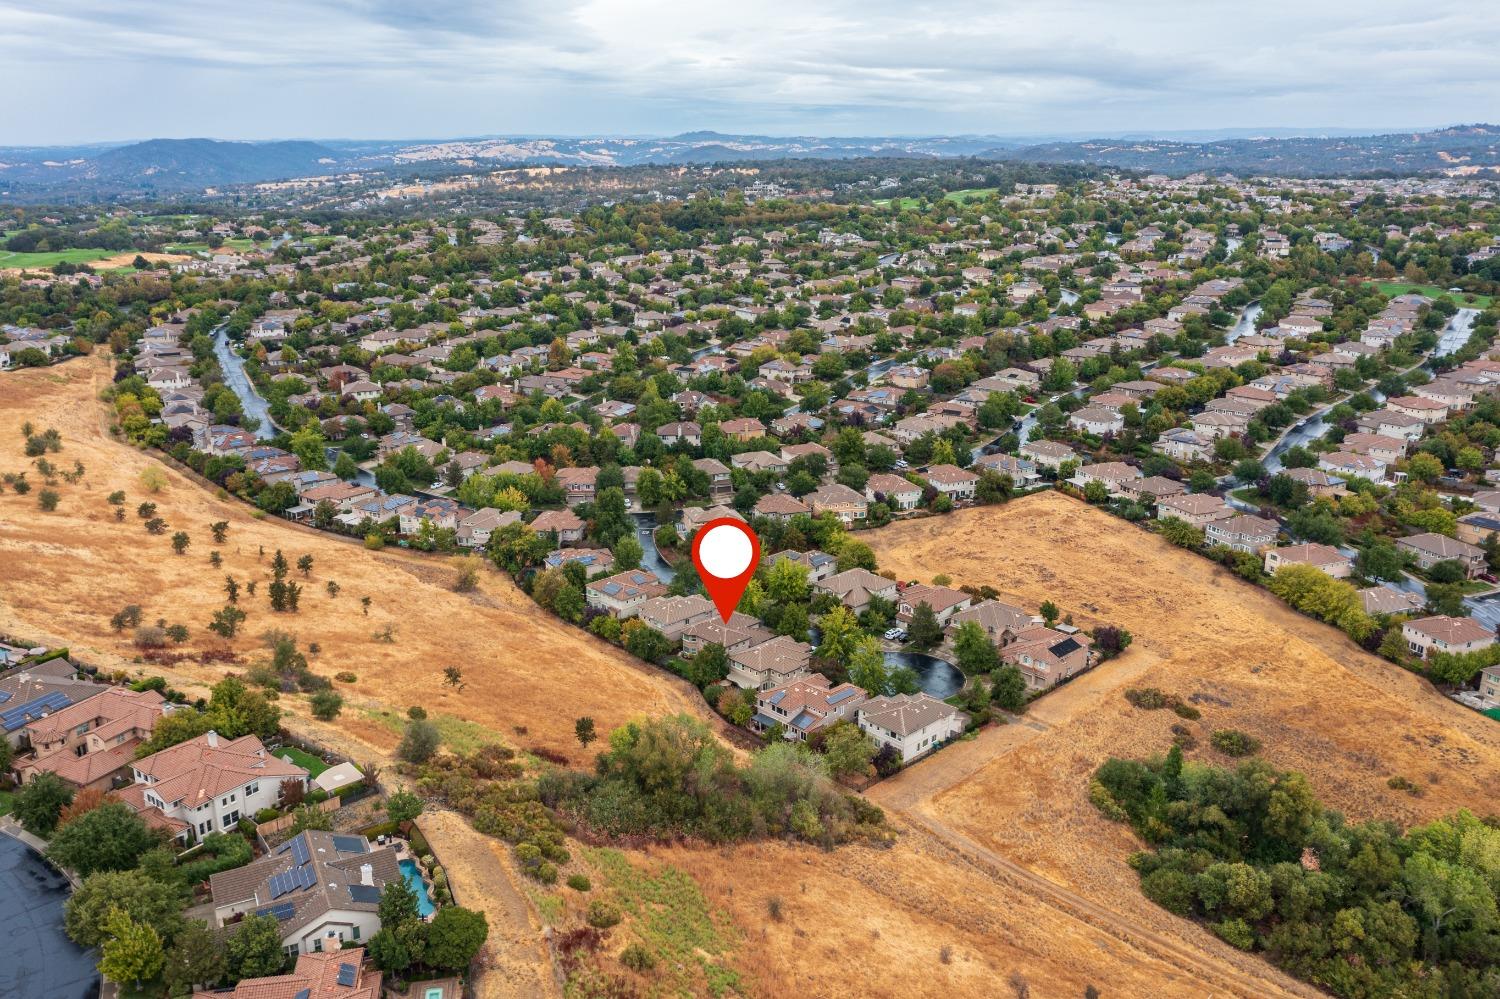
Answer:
[360,863,374,886]
[205,730,219,748]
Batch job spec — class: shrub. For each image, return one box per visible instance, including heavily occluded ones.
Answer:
[1124,687,1170,709]
[1387,775,1423,796]
[1209,729,1260,757]
[407,705,427,720]
[363,533,384,550]
[335,671,357,683]
[619,943,655,972]
[1140,868,1196,916]
[586,899,622,929]
[566,874,591,892]
[1171,702,1201,720]
[1212,917,1256,950]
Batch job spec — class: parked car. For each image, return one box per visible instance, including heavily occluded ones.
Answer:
[883,627,906,641]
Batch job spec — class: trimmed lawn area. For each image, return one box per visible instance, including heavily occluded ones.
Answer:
[0,247,121,269]
[276,746,330,777]
[1366,282,1494,310]
[0,789,13,818]
[945,187,998,203]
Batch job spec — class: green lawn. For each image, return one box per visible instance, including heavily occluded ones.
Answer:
[0,790,13,818]
[276,746,330,777]
[944,187,998,203]
[872,197,922,210]
[1367,282,1494,310]
[0,247,121,269]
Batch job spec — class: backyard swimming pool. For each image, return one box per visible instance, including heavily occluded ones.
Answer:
[400,857,436,917]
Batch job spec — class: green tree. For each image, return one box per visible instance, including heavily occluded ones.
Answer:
[386,789,424,825]
[766,557,810,604]
[48,802,158,876]
[575,716,597,748]
[905,603,942,650]
[15,771,74,836]
[309,689,343,720]
[612,533,644,571]
[952,621,1000,675]
[65,870,184,948]
[225,912,286,980]
[991,665,1028,712]
[98,906,164,988]
[815,605,863,663]
[162,917,226,995]
[378,876,421,928]
[847,637,890,695]
[822,722,875,777]
[398,718,441,763]
[424,906,489,971]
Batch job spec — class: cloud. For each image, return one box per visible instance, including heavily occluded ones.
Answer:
[0,0,1497,144]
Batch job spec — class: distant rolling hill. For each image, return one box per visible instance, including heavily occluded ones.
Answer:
[2,125,1498,201]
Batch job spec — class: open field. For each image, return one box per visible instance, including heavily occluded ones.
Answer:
[864,493,1500,994]
[1366,281,1494,309]
[163,238,260,254]
[0,356,711,761]
[944,187,998,203]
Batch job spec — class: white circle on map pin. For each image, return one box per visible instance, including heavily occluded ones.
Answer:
[697,523,753,578]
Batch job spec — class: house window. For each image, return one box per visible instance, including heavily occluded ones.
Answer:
[284,943,300,957]
[246,782,258,796]
[351,926,360,940]
[426,989,445,999]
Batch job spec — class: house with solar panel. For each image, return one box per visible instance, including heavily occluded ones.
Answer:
[190,945,381,999]
[209,830,403,958]
[1000,625,1094,691]
[0,656,105,750]
[13,687,170,792]
[752,675,868,741]
[111,730,309,843]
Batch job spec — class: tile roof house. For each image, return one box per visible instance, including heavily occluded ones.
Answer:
[1403,615,1495,660]
[1205,514,1279,553]
[192,947,380,999]
[761,548,838,582]
[1358,586,1425,617]
[727,635,815,691]
[114,731,308,843]
[814,568,899,612]
[529,508,586,544]
[857,693,964,763]
[753,674,867,741]
[1154,492,1232,527]
[0,658,106,748]
[807,483,869,523]
[585,569,669,618]
[209,830,401,959]
[681,612,775,656]
[897,584,973,626]
[14,687,170,792]
[1397,532,1487,578]
[1001,626,1092,690]
[949,600,1040,643]
[753,493,812,521]
[638,595,718,640]
[1264,542,1353,578]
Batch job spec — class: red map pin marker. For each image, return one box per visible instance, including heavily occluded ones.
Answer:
[691,518,761,623]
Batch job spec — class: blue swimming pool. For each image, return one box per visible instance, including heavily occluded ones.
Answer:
[400,858,436,917]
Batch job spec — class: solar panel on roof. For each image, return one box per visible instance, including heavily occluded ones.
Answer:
[827,689,857,704]
[289,836,310,865]
[1,690,73,731]
[293,990,311,999]
[348,884,381,904]
[331,835,367,854]
[768,690,786,705]
[0,692,11,703]
[255,902,296,921]
[336,963,358,987]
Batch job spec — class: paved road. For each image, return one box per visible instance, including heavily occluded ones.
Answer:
[213,325,277,440]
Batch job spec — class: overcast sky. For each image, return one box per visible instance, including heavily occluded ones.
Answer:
[3,1,1498,146]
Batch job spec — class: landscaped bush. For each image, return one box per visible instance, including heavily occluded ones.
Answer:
[585,899,622,929]
[567,874,592,892]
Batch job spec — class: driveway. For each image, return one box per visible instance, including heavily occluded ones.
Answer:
[0,832,98,999]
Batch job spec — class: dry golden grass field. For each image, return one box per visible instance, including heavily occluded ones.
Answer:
[5,358,1496,998]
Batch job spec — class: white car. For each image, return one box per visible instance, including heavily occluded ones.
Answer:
[884,627,905,641]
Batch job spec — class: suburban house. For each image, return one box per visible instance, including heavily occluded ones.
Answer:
[457,507,520,549]
[1002,626,1092,690]
[1478,664,1500,708]
[1457,511,1500,547]
[191,948,380,999]
[530,509,586,544]
[681,613,774,656]
[585,569,669,618]
[1264,543,1354,578]
[1071,461,1141,496]
[1155,492,1232,527]
[949,600,1040,643]
[727,635,815,690]
[897,584,973,627]
[753,493,812,521]
[1402,615,1496,660]
[866,472,924,512]
[209,830,401,958]
[857,694,965,763]
[1359,586,1426,617]
[923,464,979,503]
[761,548,838,582]
[0,658,108,749]
[815,568,899,612]
[1205,514,1279,553]
[113,731,309,843]
[1397,533,1487,578]
[807,483,869,523]
[13,687,170,792]
[637,595,718,640]
[1020,439,1079,471]
[692,458,734,500]
[752,675,867,740]
[1068,406,1124,436]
